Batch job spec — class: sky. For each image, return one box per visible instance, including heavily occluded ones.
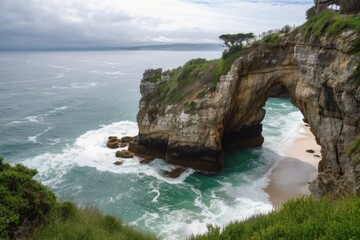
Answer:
[0,0,313,50]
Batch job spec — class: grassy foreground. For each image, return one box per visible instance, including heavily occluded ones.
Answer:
[191,196,360,240]
[30,202,156,240]
[0,157,155,240]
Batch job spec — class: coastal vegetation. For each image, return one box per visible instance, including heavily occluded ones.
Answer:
[0,157,155,240]
[300,10,360,40]
[191,196,360,240]
[147,48,243,105]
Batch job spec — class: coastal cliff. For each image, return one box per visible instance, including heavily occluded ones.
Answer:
[130,11,360,197]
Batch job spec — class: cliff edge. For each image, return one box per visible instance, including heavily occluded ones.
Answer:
[130,11,360,197]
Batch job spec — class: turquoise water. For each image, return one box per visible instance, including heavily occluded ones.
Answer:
[0,51,302,239]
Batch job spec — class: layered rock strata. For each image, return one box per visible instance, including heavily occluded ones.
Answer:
[131,30,360,197]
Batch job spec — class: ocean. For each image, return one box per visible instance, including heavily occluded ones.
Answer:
[0,50,303,239]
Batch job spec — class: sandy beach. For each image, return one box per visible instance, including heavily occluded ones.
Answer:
[265,123,321,208]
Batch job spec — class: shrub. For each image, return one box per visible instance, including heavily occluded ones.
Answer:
[32,203,157,240]
[302,10,360,40]
[0,157,56,239]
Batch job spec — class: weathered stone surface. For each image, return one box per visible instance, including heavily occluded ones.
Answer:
[107,138,120,149]
[115,150,134,158]
[119,142,128,148]
[139,156,156,164]
[133,29,360,197]
[120,136,135,143]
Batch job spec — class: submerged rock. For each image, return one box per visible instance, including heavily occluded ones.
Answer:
[306,149,315,153]
[113,161,123,166]
[163,167,187,178]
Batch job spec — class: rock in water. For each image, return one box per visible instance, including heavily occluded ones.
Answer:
[107,138,120,149]
[115,150,134,158]
[306,149,315,153]
[113,161,123,165]
[163,167,187,178]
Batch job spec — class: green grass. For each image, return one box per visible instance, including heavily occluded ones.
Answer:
[150,50,244,108]
[191,195,360,240]
[259,33,280,47]
[301,10,360,40]
[0,158,156,240]
[31,202,156,240]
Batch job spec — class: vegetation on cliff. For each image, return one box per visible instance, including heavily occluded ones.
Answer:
[0,157,155,240]
[144,50,243,106]
[191,196,360,240]
[299,10,360,42]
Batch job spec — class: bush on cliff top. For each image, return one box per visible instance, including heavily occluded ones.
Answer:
[191,195,360,240]
[153,51,242,106]
[0,157,56,239]
[0,157,155,240]
[150,48,243,106]
[301,10,360,40]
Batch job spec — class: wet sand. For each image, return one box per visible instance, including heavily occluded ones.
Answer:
[265,124,321,208]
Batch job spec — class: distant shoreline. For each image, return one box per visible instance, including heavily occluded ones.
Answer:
[0,43,224,52]
[265,123,321,208]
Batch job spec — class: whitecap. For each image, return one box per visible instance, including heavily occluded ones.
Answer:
[6,120,23,126]
[22,121,194,188]
[27,127,52,143]
[25,115,41,123]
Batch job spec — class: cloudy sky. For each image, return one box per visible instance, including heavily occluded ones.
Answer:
[0,0,313,50]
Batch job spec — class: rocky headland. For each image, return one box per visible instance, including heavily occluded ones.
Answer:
[129,11,360,197]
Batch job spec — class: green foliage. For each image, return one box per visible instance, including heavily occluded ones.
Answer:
[0,158,155,239]
[219,33,255,48]
[306,6,316,20]
[145,71,162,83]
[152,58,224,105]
[280,24,292,34]
[191,196,360,240]
[31,202,156,240]
[0,157,56,239]
[348,137,360,156]
[302,10,360,40]
[196,89,207,99]
[260,33,280,47]
[184,101,197,114]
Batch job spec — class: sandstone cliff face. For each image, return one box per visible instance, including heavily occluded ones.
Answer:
[131,30,360,197]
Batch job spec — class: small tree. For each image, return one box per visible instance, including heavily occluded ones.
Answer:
[219,32,255,49]
[280,25,292,34]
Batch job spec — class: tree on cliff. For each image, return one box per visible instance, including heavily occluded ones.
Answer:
[219,32,255,49]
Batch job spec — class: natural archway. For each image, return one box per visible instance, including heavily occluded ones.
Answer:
[132,31,360,197]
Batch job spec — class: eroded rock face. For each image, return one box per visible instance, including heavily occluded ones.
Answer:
[133,30,360,197]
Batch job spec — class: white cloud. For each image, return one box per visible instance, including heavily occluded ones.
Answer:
[0,0,313,49]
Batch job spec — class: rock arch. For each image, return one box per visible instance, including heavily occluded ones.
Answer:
[132,33,360,197]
